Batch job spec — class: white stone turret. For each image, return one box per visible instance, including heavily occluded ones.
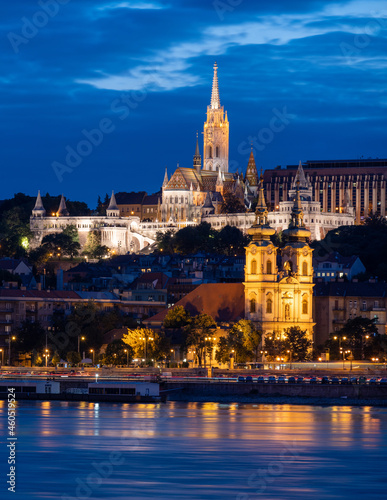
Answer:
[107,191,120,217]
[32,191,46,218]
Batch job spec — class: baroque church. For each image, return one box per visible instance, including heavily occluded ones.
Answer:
[244,176,314,341]
[160,63,258,222]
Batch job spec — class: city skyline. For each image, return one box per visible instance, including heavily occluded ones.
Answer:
[1,0,387,207]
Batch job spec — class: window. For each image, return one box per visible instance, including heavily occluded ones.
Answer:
[250,298,256,313]
[216,146,219,157]
[302,262,308,276]
[267,261,272,274]
[374,300,379,308]
[251,260,257,274]
[266,298,272,314]
[302,299,308,315]
[362,301,367,311]
[208,146,212,158]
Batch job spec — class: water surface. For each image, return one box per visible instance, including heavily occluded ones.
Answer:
[0,401,386,499]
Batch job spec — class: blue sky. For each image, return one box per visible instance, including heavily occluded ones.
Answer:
[1,0,387,208]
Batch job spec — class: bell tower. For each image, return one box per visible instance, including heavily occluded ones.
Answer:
[203,63,229,173]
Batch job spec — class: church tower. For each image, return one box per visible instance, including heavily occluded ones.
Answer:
[203,63,229,173]
[244,175,278,324]
[244,177,314,342]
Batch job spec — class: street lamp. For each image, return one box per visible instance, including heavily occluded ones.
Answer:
[0,348,3,366]
[78,335,85,354]
[124,349,129,368]
[44,349,49,367]
[170,349,175,361]
[8,335,16,366]
[90,349,95,365]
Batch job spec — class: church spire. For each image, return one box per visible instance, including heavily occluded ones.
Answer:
[283,181,311,242]
[162,167,168,188]
[193,132,202,173]
[57,194,69,217]
[211,62,220,110]
[32,190,46,217]
[247,174,275,241]
[245,149,258,187]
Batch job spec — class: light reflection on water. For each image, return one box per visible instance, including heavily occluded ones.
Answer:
[0,401,386,500]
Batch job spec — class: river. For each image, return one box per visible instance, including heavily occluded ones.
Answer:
[0,401,386,499]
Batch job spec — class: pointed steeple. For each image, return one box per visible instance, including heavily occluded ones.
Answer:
[216,168,223,186]
[283,182,311,242]
[107,190,120,217]
[57,194,69,217]
[32,190,46,217]
[211,62,220,110]
[162,167,168,188]
[245,150,259,187]
[247,174,275,241]
[193,132,202,173]
[292,161,309,189]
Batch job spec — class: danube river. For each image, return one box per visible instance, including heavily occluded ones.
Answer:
[1,401,386,499]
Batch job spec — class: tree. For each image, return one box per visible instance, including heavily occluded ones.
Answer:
[83,231,109,259]
[185,313,217,366]
[67,351,81,365]
[239,320,262,362]
[283,326,312,361]
[15,320,46,354]
[163,306,192,330]
[215,336,231,364]
[51,351,61,366]
[41,227,81,259]
[104,340,133,365]
[122,327,157,359]
[217,226,250,256]
[264,333,288,362]
[220,192,246,214]
[328,317,380,359]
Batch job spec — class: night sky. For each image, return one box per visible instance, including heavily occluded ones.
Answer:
[1,0,387,208]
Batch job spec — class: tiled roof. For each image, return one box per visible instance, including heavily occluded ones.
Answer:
[146,283,245,324]
[166,168,202,191]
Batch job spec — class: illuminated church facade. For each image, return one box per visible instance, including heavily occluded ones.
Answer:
[244,177,315,341]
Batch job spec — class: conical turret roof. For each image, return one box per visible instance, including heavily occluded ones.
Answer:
[108,191,119,210]
[202,191,214,209]
[57,194,69,216]
[33,191,46,215]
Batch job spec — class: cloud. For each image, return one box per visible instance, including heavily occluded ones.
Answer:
[77,0,387,93]
[97,1,167,11]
